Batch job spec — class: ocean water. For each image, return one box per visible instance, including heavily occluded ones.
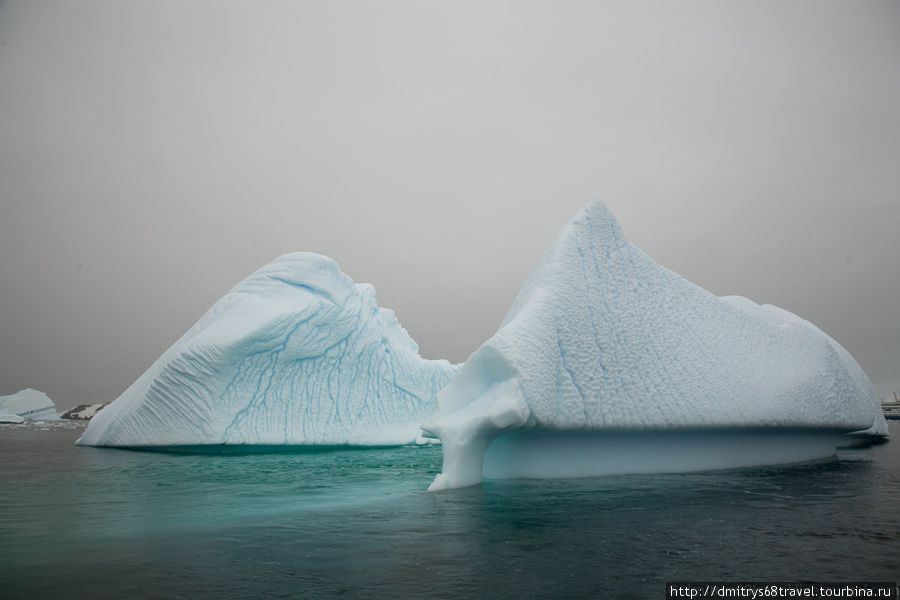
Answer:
[1,421,897,599]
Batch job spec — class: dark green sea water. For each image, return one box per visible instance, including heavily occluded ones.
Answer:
[1,421,898,599]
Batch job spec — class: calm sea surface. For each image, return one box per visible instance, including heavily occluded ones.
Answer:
[1,421,898,599]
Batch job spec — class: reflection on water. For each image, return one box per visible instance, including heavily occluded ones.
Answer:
[1,421,898,599]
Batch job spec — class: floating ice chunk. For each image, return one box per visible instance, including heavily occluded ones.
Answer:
[0,408,25,424]
[78,253,456,448]
[0,389,60,421]
[424,200,881,490]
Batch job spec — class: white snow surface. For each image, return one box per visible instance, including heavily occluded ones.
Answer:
[423,200,882,490]
[78,253,456,448]
[0,388,60,421]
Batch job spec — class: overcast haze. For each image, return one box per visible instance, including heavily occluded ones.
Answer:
[1,1,898,410]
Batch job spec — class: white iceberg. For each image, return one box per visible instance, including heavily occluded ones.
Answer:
[0,388,60,421]
[78,253,456,448]
[423,200,883,490]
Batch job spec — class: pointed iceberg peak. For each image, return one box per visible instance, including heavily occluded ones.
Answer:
[546,198,628,253]
[562,197,628,243]
[425,201,882,491]
[499,199,627,331]
[78,252,457,449]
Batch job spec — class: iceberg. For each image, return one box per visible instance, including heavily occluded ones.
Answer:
[423,200,883,490]
[78,253,456,448]
[0,389,60,421]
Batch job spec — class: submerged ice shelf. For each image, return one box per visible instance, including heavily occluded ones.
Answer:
[78,253,456,448]
[423,200,885,490]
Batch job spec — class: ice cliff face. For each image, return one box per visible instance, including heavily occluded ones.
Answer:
[0,389,59,421]
[423,200,882,490]
[77,253,456,448]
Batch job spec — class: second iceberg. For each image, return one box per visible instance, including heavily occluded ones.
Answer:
[423,200,885,490]
[78,253,456,448]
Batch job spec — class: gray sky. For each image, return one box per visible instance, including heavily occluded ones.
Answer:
[1,1,898,410]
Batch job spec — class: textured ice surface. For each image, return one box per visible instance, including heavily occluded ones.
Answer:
[0,389,60,421]
[424,200,882,490]
[721,296,888,441]
[78,253,456,448]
